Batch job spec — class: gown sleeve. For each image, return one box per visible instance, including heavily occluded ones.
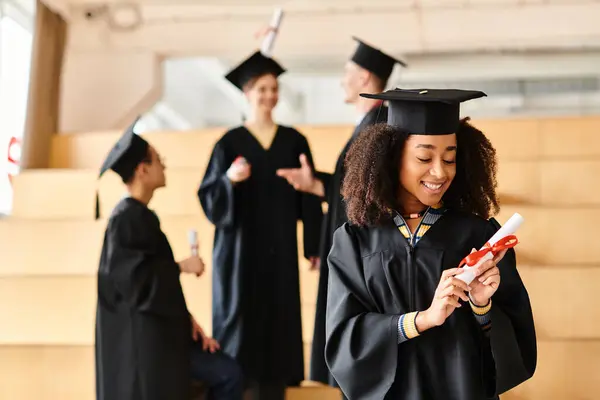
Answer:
[486,218,537,394]
[198,139,235,228]
[102,211,189,317]
[315,171,333,200]
[296,135,323,258]
[325,224,400,399]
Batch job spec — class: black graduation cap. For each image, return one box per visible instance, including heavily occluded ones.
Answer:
[95,116,149,219]
[350,37,407,83]
[360,88,487,135]
[225,50,286,90]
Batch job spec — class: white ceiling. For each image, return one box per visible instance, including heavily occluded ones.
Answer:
[44,0,600,68]
[38,0,600,128]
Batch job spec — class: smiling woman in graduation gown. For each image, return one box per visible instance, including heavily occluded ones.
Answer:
[325,89,537,399]
[198,51,322,394]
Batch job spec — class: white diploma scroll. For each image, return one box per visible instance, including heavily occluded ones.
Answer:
[188,229,199,257]
[455,213,524,284]
[260,8,284,57]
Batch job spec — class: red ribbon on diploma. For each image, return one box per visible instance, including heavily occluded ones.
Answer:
[458,235,519,268]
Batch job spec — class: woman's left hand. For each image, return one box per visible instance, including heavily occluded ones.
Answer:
[468,249,507,306]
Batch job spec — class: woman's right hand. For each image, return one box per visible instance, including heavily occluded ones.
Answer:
[226,157,251,183]
[417,268,471,331]
[179,256,205,277]
[276,154,324,196]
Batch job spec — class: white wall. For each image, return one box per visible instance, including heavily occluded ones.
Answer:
[0,1,33,215]
[144,53,600,131]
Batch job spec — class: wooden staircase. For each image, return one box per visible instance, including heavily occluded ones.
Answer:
[1,116,600,399]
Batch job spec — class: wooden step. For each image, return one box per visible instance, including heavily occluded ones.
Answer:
[11,168,204,219]
[0,345,94,400]
[505,340,600,400]
[539,160,600,206]
[497,206,599,265]
[1,207,597,278]
[12,169,99,219]
[286,386,342,400]
[539,116,600,158]
[519,267,600,339]
[0,265,596,345]
[0,216,320,278]
[0,275,208,345]
[476,159,599,206]
[0,345,342,400]
[0,273,322,345]
[0,218,105,276]
[0,215,213,275]
[1,341,598,400]
[49,117,600,169]
[496,160,539,205]
[50,126,347,171]
[12,158,600,219]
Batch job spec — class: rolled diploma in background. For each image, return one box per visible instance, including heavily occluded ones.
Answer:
[234,156,248,166]
[455,213,524,284]
[260,8,284,57]
[188,229,198,257]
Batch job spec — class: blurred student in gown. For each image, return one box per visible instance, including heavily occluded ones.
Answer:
[95,118,243,400]
[276,37,407,387]
[197,49,323,400]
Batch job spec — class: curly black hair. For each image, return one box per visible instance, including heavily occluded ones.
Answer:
[342,118,499,226]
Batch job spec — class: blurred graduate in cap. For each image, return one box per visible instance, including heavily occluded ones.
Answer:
[276,36,407,387]
[197,12,323,400]
[95,118,243,400]
[324,89,537,399]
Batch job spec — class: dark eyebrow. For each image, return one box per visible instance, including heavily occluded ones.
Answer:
[415,144,457,151]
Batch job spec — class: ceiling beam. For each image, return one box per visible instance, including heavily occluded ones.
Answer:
[192,58,250,117]
[394,51,600,83]
[65,2,600,59]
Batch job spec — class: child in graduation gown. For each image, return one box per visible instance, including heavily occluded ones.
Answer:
[95,118,243,400]
[198,52,323,399]
[324,89,537,400]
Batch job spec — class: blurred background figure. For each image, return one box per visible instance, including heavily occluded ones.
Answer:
[198,48,322,400]
[276,37,406,388]
[95,119,243,400]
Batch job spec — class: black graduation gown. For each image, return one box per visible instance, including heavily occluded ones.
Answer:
[198,125,323,385]
[310,105,388,385]
[325,211,537,400]
[95,197,191,400]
